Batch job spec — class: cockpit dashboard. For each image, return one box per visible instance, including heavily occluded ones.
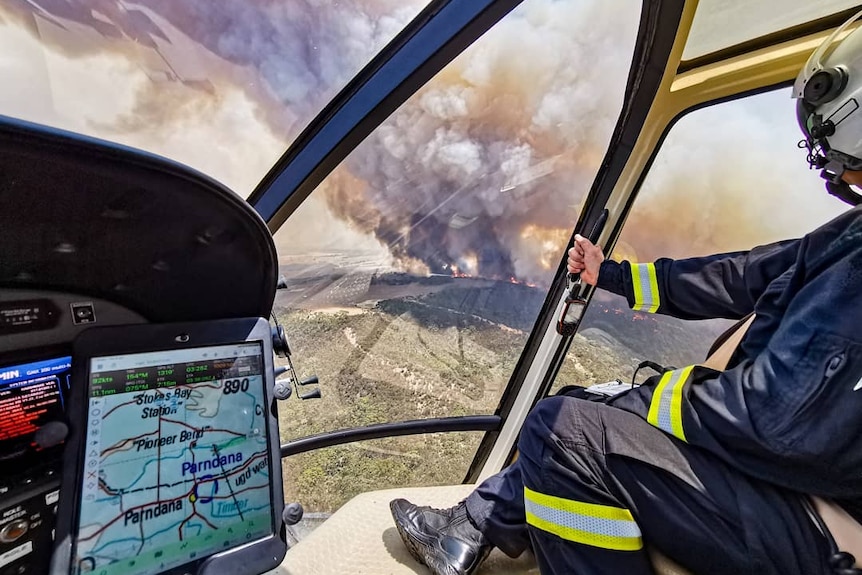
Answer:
[0,290,144,575]
[0,116,281,575]
[0,352,68,575]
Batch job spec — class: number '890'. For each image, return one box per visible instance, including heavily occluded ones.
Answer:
[223,378,250,394]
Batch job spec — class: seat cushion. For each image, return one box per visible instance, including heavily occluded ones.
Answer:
[268,484,690,575]
[268,485,538,575]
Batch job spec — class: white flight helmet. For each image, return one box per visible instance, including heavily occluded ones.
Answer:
[794,9,862,205]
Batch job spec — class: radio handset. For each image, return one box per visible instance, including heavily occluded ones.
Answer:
[556,209,608,337]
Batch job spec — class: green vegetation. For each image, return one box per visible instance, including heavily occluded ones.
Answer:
[275,302,524,513]
[283,432,483,513]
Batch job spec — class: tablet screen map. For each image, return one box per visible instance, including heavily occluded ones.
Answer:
[75,343,272,575]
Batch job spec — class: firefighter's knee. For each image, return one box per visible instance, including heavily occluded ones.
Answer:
[519,396,579,456]
[517,396,604,468]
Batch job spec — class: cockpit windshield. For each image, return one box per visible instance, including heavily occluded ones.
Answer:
[0,0,428,197]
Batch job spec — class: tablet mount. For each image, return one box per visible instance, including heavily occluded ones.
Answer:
[270,322,321,402]
[270,321,317,533]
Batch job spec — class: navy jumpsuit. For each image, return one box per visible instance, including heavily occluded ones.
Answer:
[464,207,862,574]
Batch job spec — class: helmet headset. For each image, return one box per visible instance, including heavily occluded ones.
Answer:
[794,9,862,205]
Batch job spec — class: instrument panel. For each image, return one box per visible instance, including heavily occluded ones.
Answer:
[0,355,70,575]
[0,356,70,455]
[0,290,145,355]
[0,291,142,575]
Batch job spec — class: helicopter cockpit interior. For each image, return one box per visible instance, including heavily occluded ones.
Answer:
[0,118,287,575]
[1,1,861,574]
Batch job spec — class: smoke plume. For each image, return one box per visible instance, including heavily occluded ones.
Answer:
[312,0,641,284]
[618,92,846,263]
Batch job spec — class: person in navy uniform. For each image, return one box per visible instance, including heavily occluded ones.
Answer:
[391,11,862,575]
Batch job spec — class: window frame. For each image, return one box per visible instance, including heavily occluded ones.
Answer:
[530,83,796,427]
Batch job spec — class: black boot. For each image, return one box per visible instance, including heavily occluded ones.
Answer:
[390,498,492,575]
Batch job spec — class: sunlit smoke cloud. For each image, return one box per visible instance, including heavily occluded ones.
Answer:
[129,0,423,135]
[0,0,641,285]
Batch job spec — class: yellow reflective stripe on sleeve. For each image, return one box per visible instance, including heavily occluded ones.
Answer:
[646,371,674,428]
[524,486,643,552]
[630,263,660,313]
[646,365,694,442]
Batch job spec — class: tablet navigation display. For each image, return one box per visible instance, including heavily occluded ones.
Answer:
[74,343,272,575]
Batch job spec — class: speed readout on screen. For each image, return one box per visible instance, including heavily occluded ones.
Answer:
[74,343,272,575]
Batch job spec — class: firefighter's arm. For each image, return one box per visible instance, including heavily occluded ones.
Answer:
[609,232,862,497]
[595,238,801,320]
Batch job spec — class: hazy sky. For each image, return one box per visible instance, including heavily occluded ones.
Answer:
[0,0,427,195]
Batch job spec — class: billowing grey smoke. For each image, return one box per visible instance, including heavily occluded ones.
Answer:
[2,0,643,285]
[142,0,423,135]
[1,0,641,285]
[316,0,642,284]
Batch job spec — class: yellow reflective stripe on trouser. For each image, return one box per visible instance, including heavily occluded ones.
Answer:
[524,486,643,551]
[630,263,660,313]
[647,365,694,441]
